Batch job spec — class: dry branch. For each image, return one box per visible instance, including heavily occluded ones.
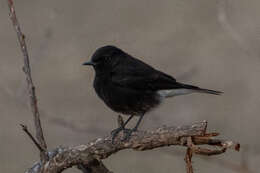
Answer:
[23,121,240,173]
[7,0,48,162]
[185,137,194,173]
[20,124,46,153]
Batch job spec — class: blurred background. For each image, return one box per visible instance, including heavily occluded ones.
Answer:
[0,0,259,172]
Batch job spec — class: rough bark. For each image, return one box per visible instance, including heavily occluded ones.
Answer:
[24,121,239,173]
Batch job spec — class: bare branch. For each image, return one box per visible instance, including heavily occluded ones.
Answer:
[23,121,239,173]
[185,137,193,173]
[20,124,46,153]
[6,0,48,162]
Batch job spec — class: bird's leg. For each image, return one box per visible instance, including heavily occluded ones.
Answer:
[123,114,144,141]
[111,115,134,142]
[122,115,135,127]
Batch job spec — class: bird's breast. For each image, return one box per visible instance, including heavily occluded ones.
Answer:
[93,75,109,101]
[93,76,161,115]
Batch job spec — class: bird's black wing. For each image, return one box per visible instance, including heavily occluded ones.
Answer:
[111,55,183,91]
[111,55,222,95]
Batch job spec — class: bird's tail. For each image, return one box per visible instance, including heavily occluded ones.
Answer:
[179,83,223,95]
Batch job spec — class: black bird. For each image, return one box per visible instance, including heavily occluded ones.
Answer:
[83,45,222,141]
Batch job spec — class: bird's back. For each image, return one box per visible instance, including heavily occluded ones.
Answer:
[110,52,181,91]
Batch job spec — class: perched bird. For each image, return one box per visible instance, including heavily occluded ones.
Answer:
[83,45,222,141]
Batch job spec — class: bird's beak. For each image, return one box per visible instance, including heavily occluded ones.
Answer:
[82,61,95,66]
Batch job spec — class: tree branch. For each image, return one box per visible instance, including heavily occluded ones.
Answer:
[185,137,193,173]
[23,121,239,173]
[20,124,46,153]
[6,0,48,162]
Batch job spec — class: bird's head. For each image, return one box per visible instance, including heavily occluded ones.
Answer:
[83,45,123,73]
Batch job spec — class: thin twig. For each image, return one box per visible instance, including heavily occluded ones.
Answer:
[185,137,193,173]
[20,124,46,152]
[7,0,48,162]
[185,148,193,173]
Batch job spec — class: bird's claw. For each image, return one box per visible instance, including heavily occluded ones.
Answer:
[111,127,124,143]
[111,127,137,143]
[122,128,135,141]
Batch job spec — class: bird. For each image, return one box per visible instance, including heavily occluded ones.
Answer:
[83,45,222,142]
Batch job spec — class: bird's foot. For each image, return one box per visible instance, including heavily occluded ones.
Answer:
[111,127,124,143]
[111,127,137,143]
[122,127,137,141]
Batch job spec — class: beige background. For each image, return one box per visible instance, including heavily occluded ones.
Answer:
[0,0,260,172]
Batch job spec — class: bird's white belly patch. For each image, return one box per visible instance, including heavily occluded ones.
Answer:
[157,89,194,98]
